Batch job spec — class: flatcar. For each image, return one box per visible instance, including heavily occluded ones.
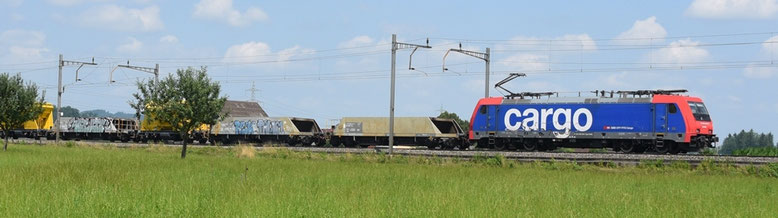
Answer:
[208,116,325,146]
[0,103,54,140]
[469,90,718,153]
[56,117,139,142]
[328,117,467,149]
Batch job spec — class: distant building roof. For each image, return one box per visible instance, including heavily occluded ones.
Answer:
[222,100,268,117]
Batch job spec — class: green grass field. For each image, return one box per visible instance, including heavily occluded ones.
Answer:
[1,143,777,217]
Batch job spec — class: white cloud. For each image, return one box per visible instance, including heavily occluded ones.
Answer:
[117,37,143,53]
[615,16,667,45]
[763,35,778,54]
[0,29,49,60]
[224,41,271,62]
[159,35,178,43]
[338,36,374,49]
[79,5,164,32]
[193,0,268,27]
[0,0,23,7]
[743,64,777,78]
[651,39,710,64]
[500,53,549,72]
[686,0,778,19]
[277,46,315,62]
[557,34,597,51]
[223,41,314,66]
[47,0,110,6]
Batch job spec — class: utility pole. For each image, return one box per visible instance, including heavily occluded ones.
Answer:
[443,44,491,98]
[109,61,159,83]
[56,54,97,144]
[390,34,431,156]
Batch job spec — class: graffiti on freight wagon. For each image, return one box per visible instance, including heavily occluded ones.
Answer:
[220,118,286,135]
[59,117,117,133]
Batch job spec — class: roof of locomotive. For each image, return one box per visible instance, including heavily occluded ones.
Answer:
[499,96,653,104]
[478,93,698,105]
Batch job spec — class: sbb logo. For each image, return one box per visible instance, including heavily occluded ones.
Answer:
[504,108,593,132]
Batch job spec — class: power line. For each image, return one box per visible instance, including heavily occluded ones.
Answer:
[430,31,778,42]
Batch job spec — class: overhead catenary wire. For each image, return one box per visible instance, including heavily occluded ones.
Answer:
[2,31,776,107]
[429,31,778,42]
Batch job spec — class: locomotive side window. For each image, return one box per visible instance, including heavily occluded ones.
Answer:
[688,101,711,121]
[668,103,677,114]
[479,105,487,114]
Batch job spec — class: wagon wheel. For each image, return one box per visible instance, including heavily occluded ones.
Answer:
[458,143,470,150]
[328,138,341,147]
[443,141,456,150]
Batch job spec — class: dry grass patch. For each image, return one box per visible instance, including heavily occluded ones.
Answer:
[234,145,256,158]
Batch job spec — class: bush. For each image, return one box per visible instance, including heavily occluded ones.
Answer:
[638,159,664,169]
[732,147,778,157]
[700,148,717,156]
[669,161,691,170]
[485,155,505,167]
[63,141,77,148]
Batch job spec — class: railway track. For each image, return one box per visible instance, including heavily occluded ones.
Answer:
[266,147,778,167]
[13,139,778,166]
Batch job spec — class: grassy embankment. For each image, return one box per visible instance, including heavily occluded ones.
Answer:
[1,142,777,217]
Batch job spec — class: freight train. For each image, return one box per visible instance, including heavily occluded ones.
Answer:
[2,89,717,154]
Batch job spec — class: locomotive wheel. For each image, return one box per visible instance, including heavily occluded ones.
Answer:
[521,142,537,151]
[668,142,680,154]
[493,142,506,150]
[619,142,635,153]
[654,144,670,154]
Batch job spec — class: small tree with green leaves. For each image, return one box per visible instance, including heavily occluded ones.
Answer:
[437,111,470,132]
[0,73,44,151]
[131,67,227,158]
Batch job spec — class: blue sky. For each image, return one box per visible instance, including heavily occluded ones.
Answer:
[1,0,777,141]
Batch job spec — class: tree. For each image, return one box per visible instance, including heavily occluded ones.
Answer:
[79,111,98,118]
[52,106,79,119]
[131,67,227,158]
[719,129,775,155]
[0,73,44,151]
[437,111,470,132]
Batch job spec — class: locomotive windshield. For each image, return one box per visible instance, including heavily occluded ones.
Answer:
[688,102,711,121]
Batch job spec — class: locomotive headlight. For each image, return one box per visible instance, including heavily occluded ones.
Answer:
[696,129,700,133]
